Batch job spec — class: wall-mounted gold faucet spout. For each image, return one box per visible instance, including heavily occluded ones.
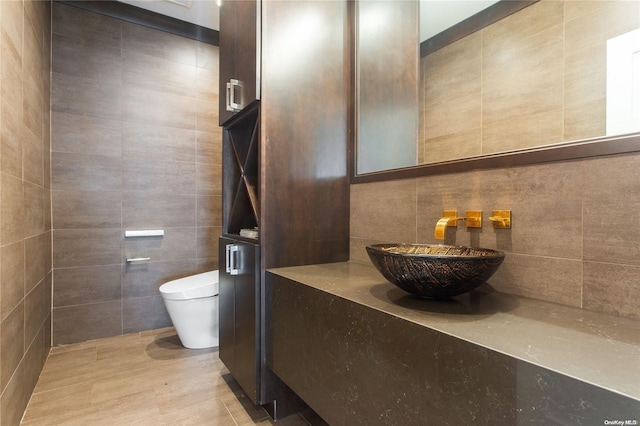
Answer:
[434,210,483,240]
[434,216,459,240]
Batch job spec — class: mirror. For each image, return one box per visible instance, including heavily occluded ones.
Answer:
[354,0,640,179]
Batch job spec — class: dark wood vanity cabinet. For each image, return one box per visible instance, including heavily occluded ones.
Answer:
[219,0,259,125]
[218,0,350,419]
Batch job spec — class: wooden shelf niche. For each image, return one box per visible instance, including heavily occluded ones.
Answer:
[223,102,260,238]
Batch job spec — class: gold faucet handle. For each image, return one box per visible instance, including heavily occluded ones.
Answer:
[489,210,511,228]
[465,210,482,228]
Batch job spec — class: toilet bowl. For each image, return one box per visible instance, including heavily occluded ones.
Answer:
[159,270,219,349]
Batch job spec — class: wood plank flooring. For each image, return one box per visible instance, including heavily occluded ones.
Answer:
[21,328,310,425]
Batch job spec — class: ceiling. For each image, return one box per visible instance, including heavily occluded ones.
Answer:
[420,0,499,41]
[116,0,500,42]
[117,0,220,30]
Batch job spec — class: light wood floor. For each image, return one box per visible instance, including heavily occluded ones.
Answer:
[21,328,311,425]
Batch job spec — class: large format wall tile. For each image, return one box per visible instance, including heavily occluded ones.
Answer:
[121,21,197,67]
[122,122,196,163]
[0,1,52,423]
[52,190,121,229]
[196,66,219,102]
[52,33,122,83]
[123,260,196,299]
[123,227,197,264]
[1,301,25,392]
[52,152,122,191]
[196,42,219,70]
[490,253,583,307]
[197,195,222,227]
[1,101,24,178]
[122,157,196,195]
[583,262,640,320]
[1,172,26,245]
[197,130,222,165]
[583,154,640,266]
[422,33,481,163]
[1,1,24,110]
[350,179,418,264]
[195,98,219,134]
[123,296,172,334]
[53,265,122,307]
[122,49,196,98]
[53,301,123,345]
[1,360,29,426]
[197,164,222,196]
[23,126,45,186]
[25,277,52,349]
[51,73,122,120]
[25,232,50,294]
[350,179,417,243]
[53,229,122,269]
[482,24,564,152]
[24,181,46,237]
[412,154,580,258]
[52,1,121,47]
[122,86,197,130]
[196,226,220,271]
[1,241,24,322]
[23,69,45,141]
[478,163,583,258]
[52,112,122,157]
[122,193,197,229]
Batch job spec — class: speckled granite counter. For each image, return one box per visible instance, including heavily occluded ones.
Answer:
[266,262,640,425]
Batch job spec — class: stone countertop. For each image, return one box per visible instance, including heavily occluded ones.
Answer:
[267,261,640,402]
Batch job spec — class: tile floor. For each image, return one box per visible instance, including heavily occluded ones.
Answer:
[21,328,311,425]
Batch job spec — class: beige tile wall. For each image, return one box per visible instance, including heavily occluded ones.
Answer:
[420,0,640,163]
[0,0,52,424]
[51,4,222,345]
[350,151,640,320]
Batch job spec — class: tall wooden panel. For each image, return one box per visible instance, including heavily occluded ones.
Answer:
[260,0,350,269]
[219,0,350,418]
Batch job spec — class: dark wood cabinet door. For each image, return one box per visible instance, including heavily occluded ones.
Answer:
[218,236,260,404]
[231,239,260,403]
[218,237,236,374]
[219,0,259,125]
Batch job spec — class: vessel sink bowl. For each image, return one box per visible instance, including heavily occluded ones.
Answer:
[366,243,505,299]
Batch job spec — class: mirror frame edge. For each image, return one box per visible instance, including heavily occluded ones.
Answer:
[352,133,640,183]
[349,0,640,184]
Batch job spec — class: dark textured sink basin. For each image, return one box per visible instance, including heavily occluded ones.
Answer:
[366,244,505,299]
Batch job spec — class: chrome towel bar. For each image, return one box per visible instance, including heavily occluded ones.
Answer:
[126,257,151,262]
[124,230,164,238]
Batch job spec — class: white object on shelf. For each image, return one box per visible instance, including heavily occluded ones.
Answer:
[239,228,258,239]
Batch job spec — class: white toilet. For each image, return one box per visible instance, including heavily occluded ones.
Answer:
[159,270,219,349]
